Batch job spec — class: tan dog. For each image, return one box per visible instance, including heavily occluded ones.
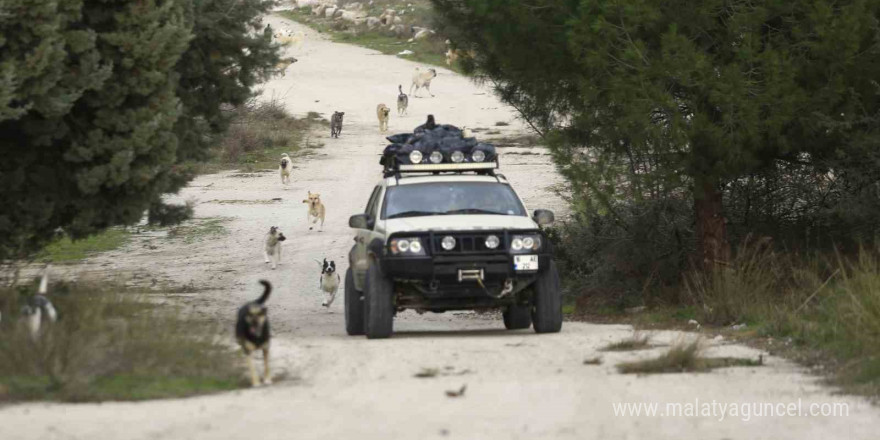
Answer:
[303,191,325,231]
[279,153,292,185]
[376,103,390,132]
[410,67,437,97]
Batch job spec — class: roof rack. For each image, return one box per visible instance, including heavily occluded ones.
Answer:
[385,158,499,178]
[381,115,500,178]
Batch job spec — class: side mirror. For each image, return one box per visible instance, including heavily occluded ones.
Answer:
[349,214,372,229]
[533,209,555,226]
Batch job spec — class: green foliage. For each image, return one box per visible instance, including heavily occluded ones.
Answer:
[432,0,880,252]
[40,228,131,263]
[0,0,282,261]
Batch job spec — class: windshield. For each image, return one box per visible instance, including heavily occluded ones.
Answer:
[382,182,527,219]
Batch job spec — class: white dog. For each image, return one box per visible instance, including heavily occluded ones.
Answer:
[410,67,437,98]
[263,226,286,269]
[280,153,292,185]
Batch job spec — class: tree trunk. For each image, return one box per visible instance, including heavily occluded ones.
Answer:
[694,178,730,271]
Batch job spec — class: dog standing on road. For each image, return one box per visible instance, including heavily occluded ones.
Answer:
[410,67,437,98]
[330,111,344,138]
[303,191,326,231]
[397,84,408,116]
[264,226,286,269]
[236,280,272,387]
[280,153,292,185]
[319,259,340,308]
[377,103,391,132]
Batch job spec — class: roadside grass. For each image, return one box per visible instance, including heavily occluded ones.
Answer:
[167,217,230,244]
[279,6,460,74]
[39,228,131,263]
[566,237,880,397]
[681,241,880,396]
[0,280,242,402]
[617,339,763,374]
[194,98,324,174]
[600,332,652,352]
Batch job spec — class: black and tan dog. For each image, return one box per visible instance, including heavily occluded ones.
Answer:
[236,280,273,387]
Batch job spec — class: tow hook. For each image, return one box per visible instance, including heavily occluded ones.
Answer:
[499,279,514,297]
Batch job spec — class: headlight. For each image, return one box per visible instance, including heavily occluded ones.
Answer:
[409,150,423,163]
[429,151,443,164]
[472,150,486,162]
[390,237,425,255]
[485,235,500,249]
[450,151,464,163]
[441,236,457,250]
[510,235,542,252]
[511,237,523,251]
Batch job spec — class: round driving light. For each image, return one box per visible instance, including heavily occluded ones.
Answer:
[397,239,410,252]
[522,237,535,249]
[429,151,443,164]
[485,235,500,249]
[533,237,542,250]
[472,150,486,163]
[409,239,422,253]
[451,150,464,163]
[511,237,523,251]
[409,150,423,163]
[441,236,457,251]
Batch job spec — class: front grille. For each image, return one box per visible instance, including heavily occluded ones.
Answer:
[431,231,507,255]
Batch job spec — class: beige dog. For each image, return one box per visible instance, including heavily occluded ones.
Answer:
[279,153,292,185]
[377,104,391,132]
[264,226,286,269]
[410,67,437,97]
[303,191,325,231]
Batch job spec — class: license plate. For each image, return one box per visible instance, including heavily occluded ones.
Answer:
[514,255,539,271]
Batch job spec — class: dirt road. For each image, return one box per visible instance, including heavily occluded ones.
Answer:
[0,15,876,440]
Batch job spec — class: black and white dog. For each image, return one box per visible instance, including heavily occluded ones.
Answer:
[236,280,272,387]
[21,265,58,339]
[320,259,340,308]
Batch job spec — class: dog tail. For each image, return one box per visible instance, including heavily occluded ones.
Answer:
[256,280,272,304]
[38,265,50,295]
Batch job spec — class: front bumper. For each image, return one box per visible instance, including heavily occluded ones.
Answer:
[379,230,552,308]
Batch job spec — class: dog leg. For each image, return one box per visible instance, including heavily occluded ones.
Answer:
[262,347,272,385]
[264,249,270,264]
[426,83,434,97]
[245,353,260,387]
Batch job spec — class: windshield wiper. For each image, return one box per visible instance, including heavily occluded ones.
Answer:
[387,210,445,219]
[444,208,506,215]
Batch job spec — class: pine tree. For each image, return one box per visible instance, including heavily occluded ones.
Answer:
[0,0,281,260]
[431,0,880,269]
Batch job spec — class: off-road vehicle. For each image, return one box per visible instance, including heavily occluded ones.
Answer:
[346,117,561,339]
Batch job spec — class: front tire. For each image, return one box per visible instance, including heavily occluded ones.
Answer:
[502,303,531,330]
[532,260,563,333]
[344,268,364,336]
[364,260,394,339]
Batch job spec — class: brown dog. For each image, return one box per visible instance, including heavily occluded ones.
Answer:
[303,191,326,231]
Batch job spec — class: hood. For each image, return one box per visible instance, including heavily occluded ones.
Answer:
[384,215,538,235]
